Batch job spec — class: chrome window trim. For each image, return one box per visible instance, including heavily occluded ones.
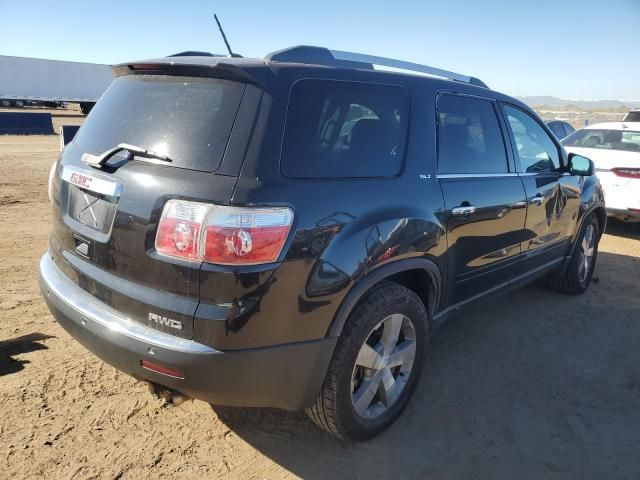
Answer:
[436,172,557,179]
[436,173,520,179]
[517,172,556,176]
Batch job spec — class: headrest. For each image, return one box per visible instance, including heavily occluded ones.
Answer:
[442,124,470,146]
[350,119,390,149]
[604,130,622,144]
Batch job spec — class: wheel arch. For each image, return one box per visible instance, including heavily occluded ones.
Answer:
[592,206,607,239]
[564,204,606,267]
[327,257,442,338]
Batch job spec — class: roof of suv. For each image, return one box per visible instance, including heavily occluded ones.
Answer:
[113,45,490,89]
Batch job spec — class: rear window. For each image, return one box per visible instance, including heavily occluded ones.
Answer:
[280,79,409,178]
[624,111,640,122]
[547,121,565,139]
[73,75,246,172]
[562,129,640,153]
[563,122,575,136]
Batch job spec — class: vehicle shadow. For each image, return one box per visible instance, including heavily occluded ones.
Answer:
[0,332,55,377]
[214,250,640,479]
[605,218,640,240]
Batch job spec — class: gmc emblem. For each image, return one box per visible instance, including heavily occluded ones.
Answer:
[69,172,92,189]
[148,313,183,330]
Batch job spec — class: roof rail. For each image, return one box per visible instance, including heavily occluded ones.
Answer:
[331,50,487,88]
[265,46,488,88]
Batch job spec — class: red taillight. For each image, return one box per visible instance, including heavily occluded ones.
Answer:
[202,206,293,265]
[155,200,209,260]
[203,225,291,264]
[155,218,202,259]
[155,201,294,265]
[611,168,640,179]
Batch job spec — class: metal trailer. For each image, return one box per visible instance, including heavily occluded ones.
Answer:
[0,55,113,114]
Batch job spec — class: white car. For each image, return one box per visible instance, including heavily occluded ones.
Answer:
[563,122,640,222]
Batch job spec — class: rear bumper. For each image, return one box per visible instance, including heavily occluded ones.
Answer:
[606,208,640,221]
[38,253,336,411]
[596,172,640,220]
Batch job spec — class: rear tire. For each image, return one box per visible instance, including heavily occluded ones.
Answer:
[547,214,600,294]
[306,282,428,441]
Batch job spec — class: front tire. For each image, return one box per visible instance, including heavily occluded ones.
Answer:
[548,214,600,294]
[306,282,428,441]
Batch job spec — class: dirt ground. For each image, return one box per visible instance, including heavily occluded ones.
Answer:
[1,111,640,479]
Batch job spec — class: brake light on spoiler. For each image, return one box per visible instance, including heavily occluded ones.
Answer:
[155,200,293,265]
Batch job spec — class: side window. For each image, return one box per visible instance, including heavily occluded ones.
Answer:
[563,122,575,137]
[281,80,409,179]
[503,105,561,173]
[437,94,508,174]
[548,122,565,139]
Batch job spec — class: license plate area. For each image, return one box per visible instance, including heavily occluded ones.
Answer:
[67,186,117,234]
[61,165,122,235]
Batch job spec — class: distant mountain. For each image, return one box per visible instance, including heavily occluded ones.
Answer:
[517,96,640,110]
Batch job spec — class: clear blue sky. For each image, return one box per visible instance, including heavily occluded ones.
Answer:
[1,0,638,100]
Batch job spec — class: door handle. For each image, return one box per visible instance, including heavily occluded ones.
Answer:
[451,205,477,216]
[530,195,544,205]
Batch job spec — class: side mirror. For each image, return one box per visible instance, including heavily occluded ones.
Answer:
[568,153,594,176]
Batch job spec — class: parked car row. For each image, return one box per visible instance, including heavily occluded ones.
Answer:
[0,99,66,108]
[562,121,640,222]
[541,108,639,222]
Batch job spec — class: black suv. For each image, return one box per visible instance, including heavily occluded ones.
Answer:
[39,46,606,441]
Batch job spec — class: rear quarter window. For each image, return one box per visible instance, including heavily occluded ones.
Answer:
[280,79,409,179]
[624,112,640,122]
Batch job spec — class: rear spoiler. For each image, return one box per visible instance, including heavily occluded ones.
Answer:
[111,61,265,88]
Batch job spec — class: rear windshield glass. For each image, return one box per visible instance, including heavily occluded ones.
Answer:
[73,75,246,172]
[281,79,409,178]
[624,112,640,122]
[562,129,640,153]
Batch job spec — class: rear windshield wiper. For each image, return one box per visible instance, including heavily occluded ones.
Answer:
[82,143,173,169]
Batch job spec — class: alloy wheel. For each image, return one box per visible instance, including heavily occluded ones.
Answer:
[351,313,417,419]
[578,224,596,283]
